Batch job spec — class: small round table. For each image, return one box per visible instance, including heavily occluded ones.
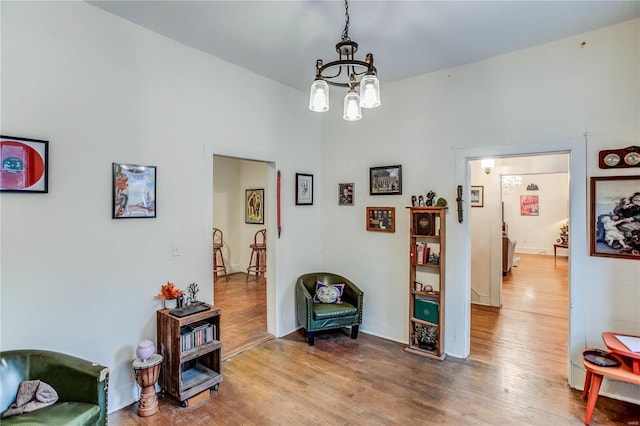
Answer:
[131,354,163,417]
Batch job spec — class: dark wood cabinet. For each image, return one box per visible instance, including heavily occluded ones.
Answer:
[157,304,222,406]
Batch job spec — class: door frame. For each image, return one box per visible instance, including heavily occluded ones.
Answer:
[204,144,277,336]
[452,137,587,387]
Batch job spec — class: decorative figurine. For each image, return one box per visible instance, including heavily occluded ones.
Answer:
[187,282,200,303]
[426,191,436,206]
[418,195,425,206]
[411,195,417,207]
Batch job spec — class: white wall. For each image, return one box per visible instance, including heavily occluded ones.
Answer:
[0,2,322,411]
[321,18,639,404]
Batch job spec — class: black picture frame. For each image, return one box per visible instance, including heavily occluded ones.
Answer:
[0,135,49,193]
[470,186,483,208]
[113,163,157,219]
[245,188,265,224]
[369,165,402,195]
[590,175,640,260]
[296,173,313,205]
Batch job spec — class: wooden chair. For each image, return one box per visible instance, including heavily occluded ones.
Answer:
[246,229,266,281]
[212,228,229,281]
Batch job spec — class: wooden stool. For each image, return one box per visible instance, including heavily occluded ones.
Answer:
[212,228,229,281]
[246,229,266,281]
[131,354,163,417]
[582,355,640,424]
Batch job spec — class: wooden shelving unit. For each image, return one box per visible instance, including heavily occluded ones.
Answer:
[405,206,447,360]
[157,304,223,406]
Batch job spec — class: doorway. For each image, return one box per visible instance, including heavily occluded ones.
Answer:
[212,155,273,357]
[468,154,570,380]
[454,137,588,388]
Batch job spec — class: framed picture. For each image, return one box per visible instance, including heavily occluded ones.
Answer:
[413,212,435,236]
[296,173,313,205]
[245,188,264,224]
[0,135,48,193]
[338,182,354,206]
[470,186,483,208]
[112,163,156,219]
[366,207,395,232]
[520,195,539,216]
[370,165,402,195]
[590,175,640,259]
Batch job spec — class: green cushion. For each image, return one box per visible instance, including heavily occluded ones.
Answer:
[1,402,100,425]
[312,301,357,320]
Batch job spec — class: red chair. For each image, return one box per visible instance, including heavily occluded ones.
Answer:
[212,228,229,281]
[246,229,266,281]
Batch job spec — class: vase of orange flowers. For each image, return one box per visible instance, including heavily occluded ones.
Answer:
[157,282,183,309]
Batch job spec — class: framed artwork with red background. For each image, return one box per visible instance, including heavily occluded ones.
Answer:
[0,135,48,193]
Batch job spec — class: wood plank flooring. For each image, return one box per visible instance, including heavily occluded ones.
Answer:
[213,272,272,358]
[110,259,639,425]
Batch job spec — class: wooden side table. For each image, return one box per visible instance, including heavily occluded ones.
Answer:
[132,354,163,417]
[553,243,568,259]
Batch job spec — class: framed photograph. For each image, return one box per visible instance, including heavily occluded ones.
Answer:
[470,186,483,208]
[338,182,354,206]
[590,175,640,259]
[413,212,435,236]
[113,163,156,219]
[366,207,396,233]
[370,165,402,195]
[0,135,48,193]
[296,173,313,205]
[520,195,539,216]
[245,188,264,224]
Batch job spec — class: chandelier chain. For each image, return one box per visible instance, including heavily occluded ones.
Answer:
[341,0,350,41]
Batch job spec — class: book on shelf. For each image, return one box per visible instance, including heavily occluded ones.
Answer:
[415,243,430,265]
[180,322,216,352]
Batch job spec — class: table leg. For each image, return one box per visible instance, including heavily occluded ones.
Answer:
[582,370,592,399]
[584,373,603,425]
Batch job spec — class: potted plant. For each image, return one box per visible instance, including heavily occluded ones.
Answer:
[157,282,183,309]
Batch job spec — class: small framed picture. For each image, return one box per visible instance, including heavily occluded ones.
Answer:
[590,175,640,260]
[245,188,264,224]
[113,163,156,219]
[0,135,49,193]
[413,213,435,236]
[370,165,402,195]
[296,173,313,205]
[338,182,354,206]
[520,195,539,216]
[470,186,483,208]
[366,207,396,232]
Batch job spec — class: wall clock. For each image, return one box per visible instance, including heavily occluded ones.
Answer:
[599,146,640,169]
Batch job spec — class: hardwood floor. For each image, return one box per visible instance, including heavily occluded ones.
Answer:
[212,272,272,358]
[110,257,639,425]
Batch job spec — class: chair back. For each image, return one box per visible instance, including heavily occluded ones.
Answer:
[252,229,266,248]
[213,228,224,248]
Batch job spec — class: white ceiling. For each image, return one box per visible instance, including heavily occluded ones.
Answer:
[88,1,640,92]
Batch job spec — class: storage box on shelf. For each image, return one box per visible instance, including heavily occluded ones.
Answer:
[157,304,223,407]
[406,206,446,360]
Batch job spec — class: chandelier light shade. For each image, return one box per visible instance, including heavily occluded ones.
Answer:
[343,88,362,121]
[309,79,330,112]
[309,0,380,121]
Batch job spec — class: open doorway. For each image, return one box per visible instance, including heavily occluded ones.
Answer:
[212,155,273,357]
[468,153,570,380]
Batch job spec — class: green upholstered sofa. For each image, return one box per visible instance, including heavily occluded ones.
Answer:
[0,350,109,425]
[296,272,364,345]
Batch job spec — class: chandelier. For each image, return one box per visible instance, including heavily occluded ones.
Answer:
[308,0,381,121]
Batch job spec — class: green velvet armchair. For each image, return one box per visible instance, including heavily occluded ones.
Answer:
[296,272,364,346]
[0,350,109,425]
